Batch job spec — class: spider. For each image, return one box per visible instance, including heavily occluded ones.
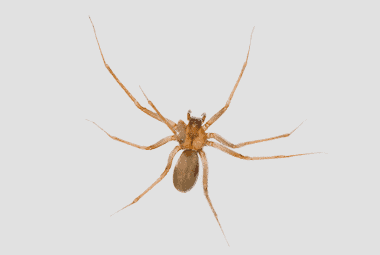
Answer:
[87,17,320,246]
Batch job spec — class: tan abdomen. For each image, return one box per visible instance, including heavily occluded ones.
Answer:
[173,150,199,192]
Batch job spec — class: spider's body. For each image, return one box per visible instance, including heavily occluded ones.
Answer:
[173,113,206,193]
[88,17,320,246]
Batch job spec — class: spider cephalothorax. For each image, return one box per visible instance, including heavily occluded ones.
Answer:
[88,17,321,246]
[176,110,207,151]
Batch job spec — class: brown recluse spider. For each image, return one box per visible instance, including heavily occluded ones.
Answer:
[87,17,322,246]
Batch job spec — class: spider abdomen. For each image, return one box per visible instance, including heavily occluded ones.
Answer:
[173,150,199,192]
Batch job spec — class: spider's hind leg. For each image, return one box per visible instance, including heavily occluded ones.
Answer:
[198,150,230,246]
[110,146,181,216]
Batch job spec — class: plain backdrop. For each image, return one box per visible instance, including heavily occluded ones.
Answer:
[1,0,379,254]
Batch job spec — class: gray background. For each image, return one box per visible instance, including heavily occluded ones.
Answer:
[1,0,379,254]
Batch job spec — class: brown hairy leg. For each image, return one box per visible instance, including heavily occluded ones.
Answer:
[207,121,305,149]
[86,119,176,150]
[203,27,255,131]
[206,141,321,160]
[111,146,181,216]
[89,17,177,129]
[198,150,229,246]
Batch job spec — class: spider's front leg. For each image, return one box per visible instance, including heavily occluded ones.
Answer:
[203,27,254,131]
[89,17,177,129]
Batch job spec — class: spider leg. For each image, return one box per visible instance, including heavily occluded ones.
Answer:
[206,141,322,160]
[203,27,255,131]
[207,121,305,149]
[86,119,176,150]
[198,150,229,246]
[89,17,177,129]
[139,86,178,139]
[111,146,181,216]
